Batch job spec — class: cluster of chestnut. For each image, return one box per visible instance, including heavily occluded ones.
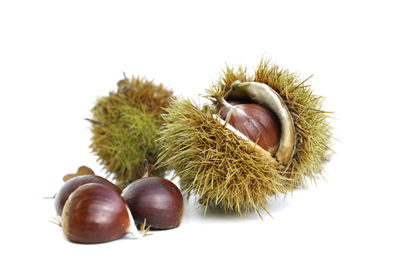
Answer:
[54,166,184,244]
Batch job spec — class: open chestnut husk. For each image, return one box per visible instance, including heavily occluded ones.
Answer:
[55,175,121,215]
[122,177,184,229]
[158,59,332,214]
[61,183,139,244]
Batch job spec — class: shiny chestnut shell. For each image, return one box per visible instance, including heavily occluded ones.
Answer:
[122,177,184,229]
[220,102,281,154]
[55,175,121,215]
[61,183,130,244]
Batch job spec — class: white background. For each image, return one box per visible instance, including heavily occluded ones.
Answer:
[1,0,399,265]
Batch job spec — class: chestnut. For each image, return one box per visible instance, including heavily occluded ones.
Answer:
[219,100,281,155]
[55,175,121,215]
[61,183,138,244]
[122,177,184,230]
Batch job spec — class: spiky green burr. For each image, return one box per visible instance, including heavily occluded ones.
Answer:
[88,75,174,188]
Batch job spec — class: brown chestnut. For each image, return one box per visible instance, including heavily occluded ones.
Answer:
[61,183,137,244]
[55,175,121,215]
[122,177,184,230]
[219,101,281,155]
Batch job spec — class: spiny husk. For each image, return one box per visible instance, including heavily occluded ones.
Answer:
[158,59,332,214]
[158,98,290,215]
[210,59,333,190]
[89,75,174,188]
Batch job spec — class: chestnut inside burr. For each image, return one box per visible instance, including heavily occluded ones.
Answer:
[219,100,281,155]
